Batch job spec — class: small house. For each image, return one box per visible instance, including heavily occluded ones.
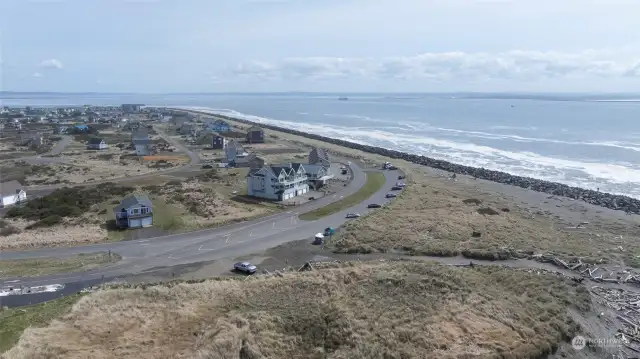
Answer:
[113,194,153,229]
[133,139,153,156]
[232,153,264,168]
[246,126,264,143]
[73,124,89,133]
[210,119,231,132]
[0,180,27,208]
[54,125,68,134]
[225,140,248,163]
[211,134,226,150]
[87,137,108,150]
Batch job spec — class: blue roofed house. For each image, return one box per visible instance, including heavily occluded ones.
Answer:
[113,194,153,229]
[247,163,309,201]
[209,119,231,132]
[73,124,89,133]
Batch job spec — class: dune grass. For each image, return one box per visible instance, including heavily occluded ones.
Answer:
[0,252,120,279]
[0,294,84,354]
[299,171,386,221]
[2,261,588,359]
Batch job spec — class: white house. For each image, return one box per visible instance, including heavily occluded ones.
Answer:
[87,137,108,150]
[304,164,334,189]
[247,163,309,201]
[0,180,27,207]
[113,194,153,229]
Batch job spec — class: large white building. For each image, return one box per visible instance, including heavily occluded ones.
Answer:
[247,163,309,201]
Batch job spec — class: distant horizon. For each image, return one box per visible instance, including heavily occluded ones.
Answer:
[2,91,640,96]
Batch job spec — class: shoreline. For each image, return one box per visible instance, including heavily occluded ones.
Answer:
[179,107,640,215]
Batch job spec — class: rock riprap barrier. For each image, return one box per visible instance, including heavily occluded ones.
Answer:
[197,111,640,215]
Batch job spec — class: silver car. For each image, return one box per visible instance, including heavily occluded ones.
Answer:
[233,262,257,274]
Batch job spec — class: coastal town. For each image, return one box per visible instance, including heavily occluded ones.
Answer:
[2,103,640,359]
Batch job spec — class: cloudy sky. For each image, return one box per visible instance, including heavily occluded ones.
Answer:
[2,0,640,93]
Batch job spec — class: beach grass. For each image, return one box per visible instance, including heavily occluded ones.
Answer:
[0,252,120,279]
[0,294,84,354]
[299,171,386,220]
[2,261,587,359]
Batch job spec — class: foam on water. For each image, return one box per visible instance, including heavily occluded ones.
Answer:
[182,106,640,198]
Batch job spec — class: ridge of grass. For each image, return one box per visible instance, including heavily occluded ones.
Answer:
[299,171,386,220]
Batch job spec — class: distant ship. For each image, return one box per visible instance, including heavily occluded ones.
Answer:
[338,97,349,101]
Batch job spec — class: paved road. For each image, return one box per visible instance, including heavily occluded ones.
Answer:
[0,164,400,292]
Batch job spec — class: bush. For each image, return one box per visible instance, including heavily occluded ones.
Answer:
[6,182,134,225]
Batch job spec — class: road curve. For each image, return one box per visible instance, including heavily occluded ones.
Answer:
[0,162,400,295]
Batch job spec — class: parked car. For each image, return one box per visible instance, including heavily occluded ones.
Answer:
[398,175,405,180]
[233,262,257,274]
[386,193,397,198]
[346,213,361,218]
[391,186,403,191]
[367,203,382,208]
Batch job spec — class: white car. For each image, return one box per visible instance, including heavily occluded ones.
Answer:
[233,262,257,274]
[346,213,361,218]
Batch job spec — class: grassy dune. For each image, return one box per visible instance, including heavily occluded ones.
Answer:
[3,261,588,359]
[299,171,386,220]
[0,252,120,279]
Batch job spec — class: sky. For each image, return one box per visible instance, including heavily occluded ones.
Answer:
[1,0,640,93]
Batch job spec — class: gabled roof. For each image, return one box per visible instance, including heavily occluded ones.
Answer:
[88,137,104,145]
[0,180,24,197]
[113,194,152,212]
[131,128,149,139]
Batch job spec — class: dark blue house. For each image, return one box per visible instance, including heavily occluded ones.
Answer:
[209,119,230,132]
[73,124,89,133]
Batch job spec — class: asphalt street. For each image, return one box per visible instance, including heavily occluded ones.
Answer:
[0,162,401,296]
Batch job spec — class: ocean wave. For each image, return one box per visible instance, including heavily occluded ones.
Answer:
[178,106,640,198]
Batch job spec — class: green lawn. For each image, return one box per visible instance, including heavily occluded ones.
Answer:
[0,294,84,353]
[299,171,386,220]
[0,252,120,279]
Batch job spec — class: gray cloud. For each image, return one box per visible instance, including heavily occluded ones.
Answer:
[224,50,640,82]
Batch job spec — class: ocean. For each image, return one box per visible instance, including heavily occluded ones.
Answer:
[3,93,640,198]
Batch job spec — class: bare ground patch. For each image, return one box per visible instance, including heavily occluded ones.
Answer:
[3,261,588,359]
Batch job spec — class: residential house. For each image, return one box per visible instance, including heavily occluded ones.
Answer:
[53,125,68,134]
[179,122,197,136]
[211,134,226,150]
[209,119,231,132]
[73,124,89,133]
[225,139,248,163]
[87,137,108,150]
[133,138,153,156]
[233,153,264,168]
[247,163,309,201]
[131,128,150,146]
[246,126,264,143]
[304,164,334,189]
[0,180,27,208]
[113,194,153,229]
[309,147,330,167]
